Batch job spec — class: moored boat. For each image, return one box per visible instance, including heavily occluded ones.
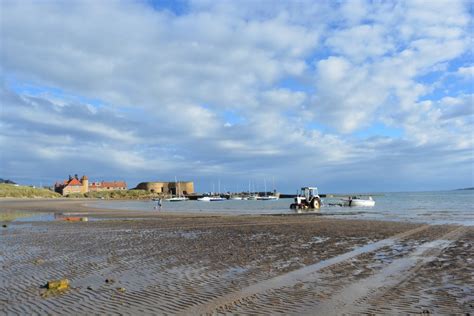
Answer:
[165,196,189,202]
[198,196,226,202]
[256,195,279,200]
[165,176,189,201]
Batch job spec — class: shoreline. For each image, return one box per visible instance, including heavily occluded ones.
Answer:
[1,199,472,314]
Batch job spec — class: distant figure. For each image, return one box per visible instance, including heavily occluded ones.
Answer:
[154,198,162,211]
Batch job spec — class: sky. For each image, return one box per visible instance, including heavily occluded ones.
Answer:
[0,0,473,193]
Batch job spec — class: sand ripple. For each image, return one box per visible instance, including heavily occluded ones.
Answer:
[0,216,471,315]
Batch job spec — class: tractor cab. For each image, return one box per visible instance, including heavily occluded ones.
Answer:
[301,187,319,200]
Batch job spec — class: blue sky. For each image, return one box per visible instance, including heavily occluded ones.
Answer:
[0,0,473,193]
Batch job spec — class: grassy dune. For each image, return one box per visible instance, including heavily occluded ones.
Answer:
[67,189,160,200]
[0,183,160,200]
[0,184,61,198]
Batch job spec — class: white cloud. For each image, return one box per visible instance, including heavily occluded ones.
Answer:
[0,0,472,191]
[456,65,474,78]
[261,88,306,110]
[313,57,388,133]
[339,0,369,26]
[326,24,394,62]
[311,0,470,137]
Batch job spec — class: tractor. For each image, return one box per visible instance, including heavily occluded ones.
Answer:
[290,187,322,210]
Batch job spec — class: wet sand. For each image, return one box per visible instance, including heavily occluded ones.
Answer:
[0,199,472,314]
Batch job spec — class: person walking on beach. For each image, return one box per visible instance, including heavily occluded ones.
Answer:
[155,198,162,211]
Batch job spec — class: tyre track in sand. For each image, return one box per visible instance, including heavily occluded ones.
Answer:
[183,224,434,315]
[298,226,470,315]
[190,225,471,315]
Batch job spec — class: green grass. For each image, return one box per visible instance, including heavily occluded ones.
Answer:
[0,184,61,198]
[0,183,162,200]
[66,189,161,200]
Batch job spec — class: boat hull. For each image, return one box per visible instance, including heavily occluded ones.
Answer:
[198,196,226,202]
[257,196,279,200]
[343,198,375,207]
[166,197,189,202]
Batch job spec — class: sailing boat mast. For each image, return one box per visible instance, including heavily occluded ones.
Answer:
[175,176,179,197]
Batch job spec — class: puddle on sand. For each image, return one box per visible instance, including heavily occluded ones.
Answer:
[0,210,102,223]
[14,213,57,222]
[301,236,330,249]
[0,210,45,222]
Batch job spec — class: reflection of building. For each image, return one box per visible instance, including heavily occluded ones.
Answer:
[54,175,127,196]
[135,181,194,195]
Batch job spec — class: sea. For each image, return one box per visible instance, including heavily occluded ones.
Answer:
[87,190,473,226]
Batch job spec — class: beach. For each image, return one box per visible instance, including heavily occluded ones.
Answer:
[0,199,472,314]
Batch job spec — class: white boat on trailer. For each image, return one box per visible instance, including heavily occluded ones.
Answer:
[342,196,375,207]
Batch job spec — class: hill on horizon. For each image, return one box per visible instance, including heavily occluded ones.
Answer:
[0,178,17,185]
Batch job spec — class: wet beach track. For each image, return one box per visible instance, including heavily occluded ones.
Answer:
[0,213,472,315]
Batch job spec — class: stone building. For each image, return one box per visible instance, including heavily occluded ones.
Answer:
[134,181,194,195]
[54,175,89,195]
[89,181,127,192]
[54,175,127,196]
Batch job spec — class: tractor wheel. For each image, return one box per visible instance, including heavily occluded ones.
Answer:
[310,198,320,209]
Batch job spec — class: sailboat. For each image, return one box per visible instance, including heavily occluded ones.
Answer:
[198,196,226,202]
[165,177,189,202]
[246,180,259,200]
[257,195,279,200]
[256,178,279,200]
[198,180,225,201]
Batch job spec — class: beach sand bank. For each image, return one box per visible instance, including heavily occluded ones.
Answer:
[0,199,472,314]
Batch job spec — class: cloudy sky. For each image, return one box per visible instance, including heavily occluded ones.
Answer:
[1,0,473,193]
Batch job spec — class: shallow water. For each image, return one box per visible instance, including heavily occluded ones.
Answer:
[13,213,56,222]
[86,190,474,225]
[0,210,101,223]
